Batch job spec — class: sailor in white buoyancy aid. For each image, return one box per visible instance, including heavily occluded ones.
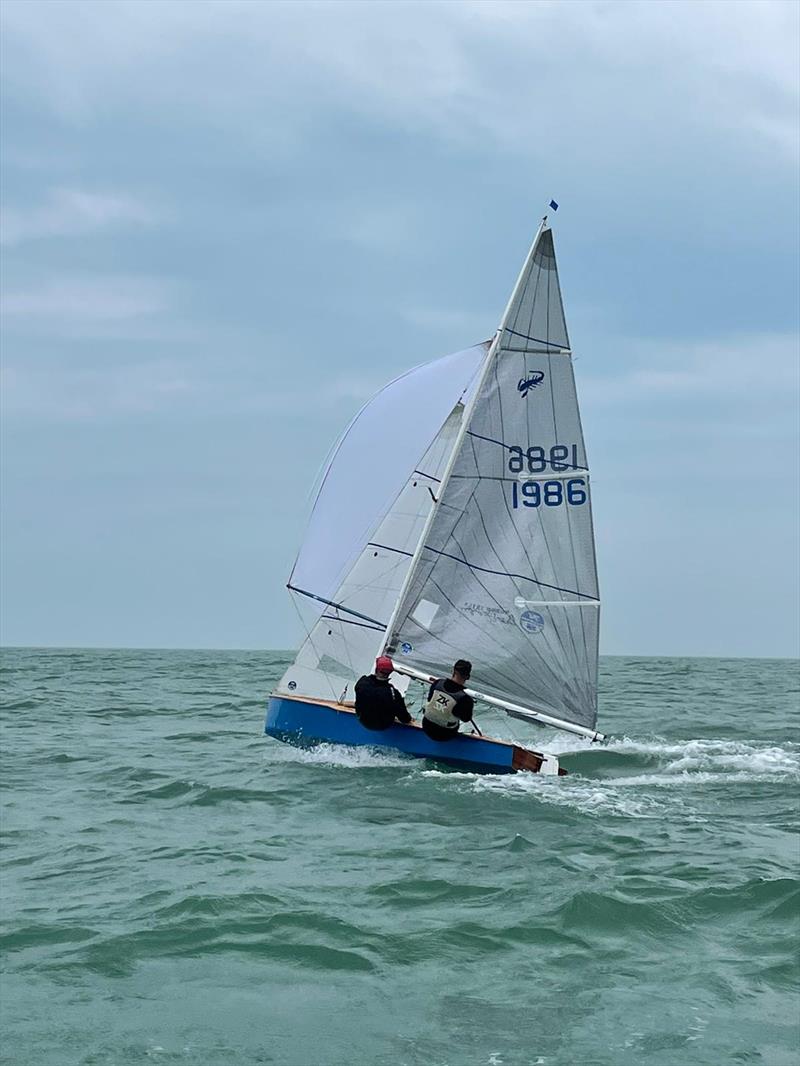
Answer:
[421,659,476,742]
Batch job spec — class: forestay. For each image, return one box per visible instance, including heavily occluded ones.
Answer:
[385,227,601,733]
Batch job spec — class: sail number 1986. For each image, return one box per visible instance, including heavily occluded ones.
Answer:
[508,442,587,510]
[507,444,580,473]
[511,480,586,508]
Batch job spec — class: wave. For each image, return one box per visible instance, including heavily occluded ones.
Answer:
[416,734,799,817]
[270,742,414,770]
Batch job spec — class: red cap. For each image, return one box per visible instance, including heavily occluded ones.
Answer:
[375,655,394,676]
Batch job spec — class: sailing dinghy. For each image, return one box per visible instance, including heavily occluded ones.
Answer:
[266,215,603,774]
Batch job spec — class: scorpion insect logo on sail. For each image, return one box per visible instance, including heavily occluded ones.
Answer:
[517,371,545,398]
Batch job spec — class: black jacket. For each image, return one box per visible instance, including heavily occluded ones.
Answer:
[354,674,412,731]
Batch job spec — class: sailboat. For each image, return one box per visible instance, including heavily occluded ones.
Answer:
[265,213,603,775]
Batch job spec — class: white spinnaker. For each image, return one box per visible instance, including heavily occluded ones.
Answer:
[288,344,487,615]
[279,405,466,700]
[387,226,601,733]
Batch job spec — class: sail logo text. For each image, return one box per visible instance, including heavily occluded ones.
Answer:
[461,602,515,627]
[517,371,545,397]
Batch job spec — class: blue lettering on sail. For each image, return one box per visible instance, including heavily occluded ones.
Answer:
[517,371,545,398]
[511,479,587,508]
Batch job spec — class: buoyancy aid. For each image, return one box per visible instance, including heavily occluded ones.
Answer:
[423,679,469,730]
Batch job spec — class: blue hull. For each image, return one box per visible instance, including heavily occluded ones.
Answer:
[266,695,552,774]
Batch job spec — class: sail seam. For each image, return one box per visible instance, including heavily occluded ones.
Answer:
[419,547,596,599]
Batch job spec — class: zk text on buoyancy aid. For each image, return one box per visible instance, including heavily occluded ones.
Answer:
[423,678,470,731]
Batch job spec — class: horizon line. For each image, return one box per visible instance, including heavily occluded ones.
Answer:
[0,644,798,663]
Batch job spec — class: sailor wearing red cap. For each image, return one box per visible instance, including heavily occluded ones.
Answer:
[354,656,414,731]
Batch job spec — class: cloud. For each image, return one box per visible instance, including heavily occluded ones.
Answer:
[1,0,796,163]
[0,187,157,246]
[403,306,492,337]
[581,332,800,407]
[1,276,170,322]
[0,361,192,420]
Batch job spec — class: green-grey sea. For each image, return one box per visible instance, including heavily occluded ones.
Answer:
[1,649,798,1066]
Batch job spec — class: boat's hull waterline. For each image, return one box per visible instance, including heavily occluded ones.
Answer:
[265,694,563,775]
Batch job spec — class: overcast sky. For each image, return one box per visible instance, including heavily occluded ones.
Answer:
[1,0,798,656]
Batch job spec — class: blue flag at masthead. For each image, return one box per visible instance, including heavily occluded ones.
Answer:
[549,199,559,211]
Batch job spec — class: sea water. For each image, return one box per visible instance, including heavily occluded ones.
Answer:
[1,649,798,1066]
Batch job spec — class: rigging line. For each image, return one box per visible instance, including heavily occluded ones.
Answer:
[287,585,387,628]
[288,594,340,703]
[321,615,384,633]
[486,355,579,680]
[330,606,359,688]
[419,547,595,599]
[368,542,414,557]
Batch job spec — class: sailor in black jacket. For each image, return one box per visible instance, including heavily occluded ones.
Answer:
[421,659,475,741]
[354,656,413,731]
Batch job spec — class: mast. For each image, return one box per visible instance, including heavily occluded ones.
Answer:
[381,217,549,658]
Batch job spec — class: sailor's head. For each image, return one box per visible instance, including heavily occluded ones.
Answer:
[453,659,472,683]
[375,655,394,679]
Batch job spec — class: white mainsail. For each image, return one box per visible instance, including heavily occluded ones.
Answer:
[280,218,601,741]
[384,222,601,736]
